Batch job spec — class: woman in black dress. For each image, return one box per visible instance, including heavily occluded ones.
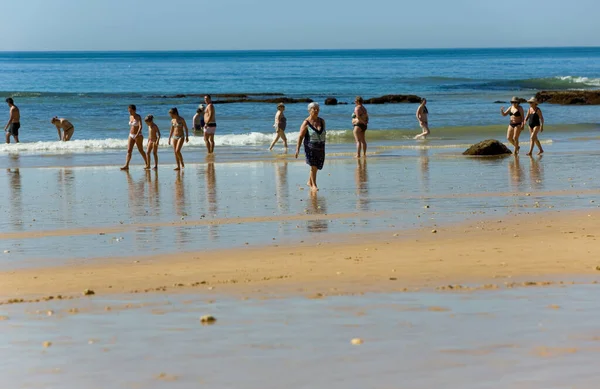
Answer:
[295,102,326,192]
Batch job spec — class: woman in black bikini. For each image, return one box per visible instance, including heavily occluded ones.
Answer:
[352,96,369,158]
[524,97,544,156]
[501,97,525,155]
[295,102,326,192]
[168,107,189,171]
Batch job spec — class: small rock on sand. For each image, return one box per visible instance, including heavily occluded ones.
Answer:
[43,341,52,348]
[431,229,438,234]
[47,310,54,316]
[595,266,600,271]
[351,338,364,345]
[200,315,217,325]
[3,250,9,254]
[83,289,95,296]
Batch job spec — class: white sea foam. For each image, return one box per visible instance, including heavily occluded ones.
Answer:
[0,130,352,154]
[556,76,600,87]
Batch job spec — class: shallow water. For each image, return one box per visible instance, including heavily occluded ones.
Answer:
[2,285,600,388]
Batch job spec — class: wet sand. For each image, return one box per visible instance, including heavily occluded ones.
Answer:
[2,209,599,302]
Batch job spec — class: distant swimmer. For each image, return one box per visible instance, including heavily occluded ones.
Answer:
[168,107,189,171]
[501,97,525,155]
[4,98,20,144]
[120,104,148,170]
[51,117,75,141]
[524,97,545,156]
[414,98,430,140]
[203,95,216,154]
[296,102,326,192]
[193,105,205,135]
[144,115,161,170]
[352,96,369,158]
[269,102,288,151]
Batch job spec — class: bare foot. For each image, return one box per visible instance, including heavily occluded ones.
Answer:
[144,166,150,170]
[515,146,520,155]
[538,150,544,155]
[310,186,319,192]
[355,155,360,159]
[120,166,129,171]
[152,166,157,170]
[526,152,532,156]
[174,167,181,171]
[307,181,311,187]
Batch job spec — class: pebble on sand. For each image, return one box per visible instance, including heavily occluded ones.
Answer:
[47,310,54,316]
[351,338,364,345]
[43,341,52,348]
[595,266,600,271]
[431,229,438,234]
[3,250,9,254]
[200,315,217,325]
[83,289,95,296]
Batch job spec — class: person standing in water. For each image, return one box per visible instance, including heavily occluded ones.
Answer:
[203,95,216,154]
[414,98,430,139]
[51,117,75,141]
[144,115,161,170]
[168,107,189,171]
[121,105,148,170]
[4,98,20,144]
[352,96,369,158]
[269,102,288,150]
[524,97,545,156]
[295,102,326,192]
[193,105,205,135]
[500,97,525,155]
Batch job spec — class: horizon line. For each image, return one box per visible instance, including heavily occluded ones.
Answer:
[1,45,599,54]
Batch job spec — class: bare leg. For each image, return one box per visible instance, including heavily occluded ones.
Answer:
[281,132,288,148]
[310,166,319,191]
[153,146,159,169]
[135,136,148,167]
[121,138,135,170]
[359,130,367,157]
[208,134,215,154]
[526,127,541,156]
[175,138,185,168]
[269,134,280,151]
[145,142,153,169]
[353,126,361,158]
[203,133,210,153]
[506,126,516,151]
[5,132,10,144]
[515,125,523,155]
[173,141,181,170]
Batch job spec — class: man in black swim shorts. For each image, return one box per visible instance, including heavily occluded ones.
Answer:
[4,97,21,144]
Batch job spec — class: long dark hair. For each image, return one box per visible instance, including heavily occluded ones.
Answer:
[169,107,179,116]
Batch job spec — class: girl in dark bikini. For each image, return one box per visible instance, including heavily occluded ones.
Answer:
[524,97,544,156]
[168,107,189,171]
[352,96,369,158]
[501,97,525,155]
[144,115,161,170]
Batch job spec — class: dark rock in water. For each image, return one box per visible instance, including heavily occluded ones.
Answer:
[494,101,507,104]
[364,94,422,104]
[535,90,600,105]
[324,97,338,106]
[463,140,512,156]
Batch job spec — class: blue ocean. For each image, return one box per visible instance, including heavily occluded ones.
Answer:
[0,48,599,164]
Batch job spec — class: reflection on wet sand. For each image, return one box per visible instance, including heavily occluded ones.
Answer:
[529,156,544,190]
[306,192,328,233]
[205,162,219,240]
[275,162,289,214]
[57,169,76,225]
[125,171,147,218]
[7,168,23,231]
[419,149,430,193]
[355,158,369,211]
[508,156,524,192]
[147,170,160,215]
[174,171,191,246]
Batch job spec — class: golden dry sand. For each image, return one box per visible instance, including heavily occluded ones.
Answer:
[1,210,600,302]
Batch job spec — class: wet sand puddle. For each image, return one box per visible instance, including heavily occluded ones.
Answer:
[2,285,600,389]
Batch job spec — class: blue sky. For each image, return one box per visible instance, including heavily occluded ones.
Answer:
[1,0,599,51]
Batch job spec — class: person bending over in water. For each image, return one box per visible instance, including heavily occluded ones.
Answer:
[352,96,369,158]
[4,98,20,144]
[121,104,148,170]
[193,105,205,135]
[295,102,326,192]
[501,97,525,155]
[144,115,161,170]
[524,97,545,156]
[269,102,288,150]
[168,107,189,171]
[203,95,217,154]
[414,98,430,139]
[51,117,75,141]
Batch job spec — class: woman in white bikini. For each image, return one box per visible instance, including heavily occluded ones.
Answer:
[51,117,75,141]
[121,104,148,170]
[168,107,189,171]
